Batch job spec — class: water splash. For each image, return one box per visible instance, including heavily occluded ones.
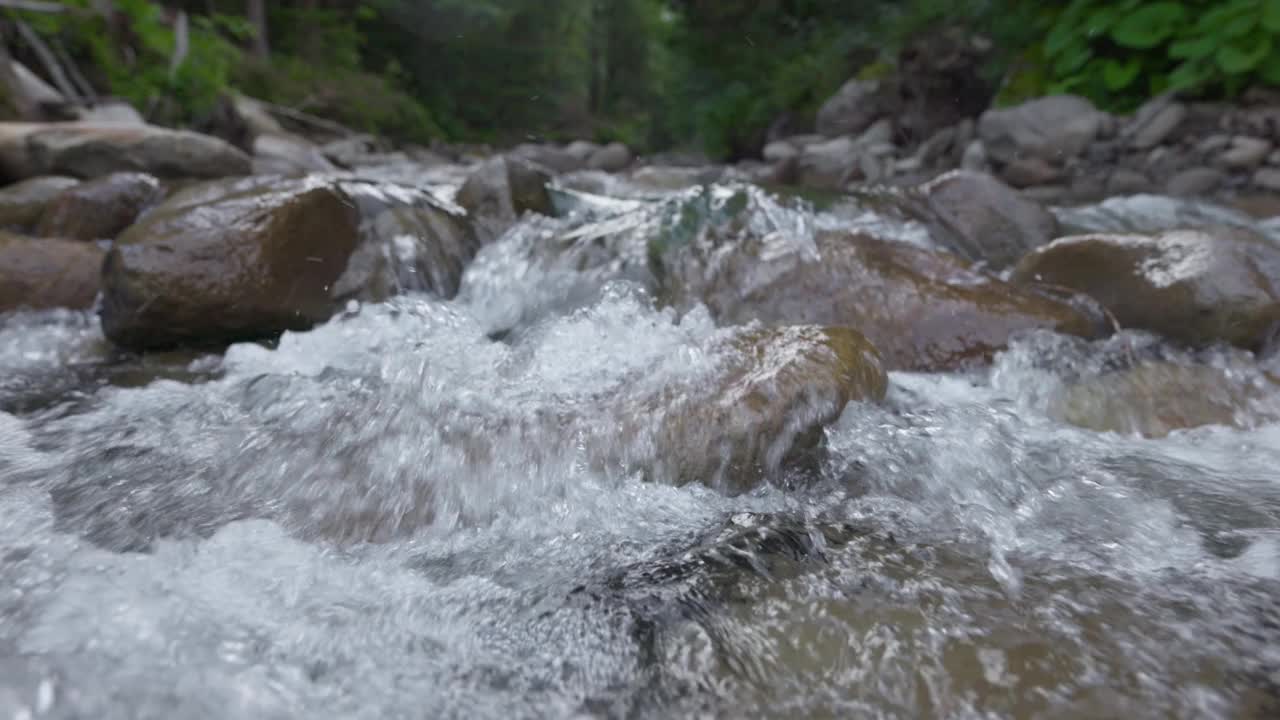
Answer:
[2,183,1279,719]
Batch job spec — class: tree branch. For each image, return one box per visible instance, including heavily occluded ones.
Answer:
[253,98,357,138]
[53,37,96,103]
[169,10,188,79]
[0,0,74,12]
[14,19,81,104]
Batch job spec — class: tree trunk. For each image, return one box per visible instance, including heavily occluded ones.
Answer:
[14,19,81,104]
[247,0,268,60]
[0,27,38,120]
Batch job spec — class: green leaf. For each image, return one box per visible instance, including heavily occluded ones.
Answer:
[1085,6,1121,36]
[1197,0,1252,34]
[1167,59,1213,90]
[1216,34,1273,74]
[1045,22,1080,57]
[1260,47,1280,84]
[1103,57,1142,89]
[1047,76,1086,95]
[1223,14,1259,38]
[1148,72,1172,96]
[1052,43,1093,76]
[1111,3,1187,49]
[1055,0,1094,30]
[1267,0,1280,32]
[1170,35,1220,60]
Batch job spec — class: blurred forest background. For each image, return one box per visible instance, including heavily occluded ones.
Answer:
[4,0,1280,159]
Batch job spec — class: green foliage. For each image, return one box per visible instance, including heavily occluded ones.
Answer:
[1031,0,1280,110]
[8,0,1280,155]
[232,2,441,143]
[658,1,877,158]
[232,57,442,144]
[16,0,240,124]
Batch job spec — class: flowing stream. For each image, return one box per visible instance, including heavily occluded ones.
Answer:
[2,176,1279,719]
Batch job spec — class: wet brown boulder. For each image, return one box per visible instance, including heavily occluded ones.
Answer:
[1011,229,1280,350]
[99,176,360,350]
[0,232,104,311]
[0,175,78,230]
[663,230,1103,371]
[649,325,887,492]
[152,174,481,303]
[36,172,163,241]
[1053,362,1280,438]
[0,122,251,181]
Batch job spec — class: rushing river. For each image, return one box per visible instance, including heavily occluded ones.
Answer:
[2,175,1279,719]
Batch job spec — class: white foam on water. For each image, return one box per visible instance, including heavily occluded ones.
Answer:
[1,185,1278,719]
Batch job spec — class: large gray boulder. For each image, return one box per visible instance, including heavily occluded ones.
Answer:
[0,122,251,181]
[455,154,553,240]
[978,95,1108,164]
[1123,95,1187,150]
[511,143,584,174]
[905,169,1059,269]
[252,133,337,175]
[795,119,896,189]
[587,142,633,172]
[815,79,883,138]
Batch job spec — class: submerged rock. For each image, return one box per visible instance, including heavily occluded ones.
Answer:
[36,171,163,241]
[1053,194,1273,240]
[1053,361,1280,438]
[0,232,104,311]
[0,122,251,181]
[464,182,1094,369]
[1012,229,1280,350]
[334,178,481,301]
[663,228,1102,371]
[0,175,79,230]
[100,175,360,349]
[649,325,887,491]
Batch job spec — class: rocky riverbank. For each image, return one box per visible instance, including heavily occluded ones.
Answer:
[1,80,1279,456]
[754,85,1280,207]
[4,81,1280,719]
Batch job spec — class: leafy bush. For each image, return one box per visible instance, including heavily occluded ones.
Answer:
[232,56,442,144]
[19,0,241,124]
[1030,0,1280,110]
